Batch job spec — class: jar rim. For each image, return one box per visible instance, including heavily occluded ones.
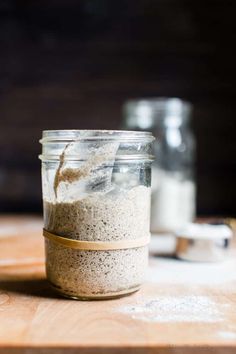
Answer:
[40,129,155,143]
[39,130,155,162]
[124,97,192,111]
[123,97,192,128]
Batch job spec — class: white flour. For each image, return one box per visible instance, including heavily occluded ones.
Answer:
[0,220,42,238]
[147,257,236,286]
[151,168,196,232]
[117,295,225,323]
[218,331,236,340]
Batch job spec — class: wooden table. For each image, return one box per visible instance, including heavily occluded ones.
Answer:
[1,215,236,354]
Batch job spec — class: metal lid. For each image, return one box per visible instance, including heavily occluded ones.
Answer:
[175,223,233,262]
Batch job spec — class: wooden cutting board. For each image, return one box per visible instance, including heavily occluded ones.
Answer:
[0,216,236,354]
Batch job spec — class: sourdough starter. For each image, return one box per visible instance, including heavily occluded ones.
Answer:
[44,185,150,298]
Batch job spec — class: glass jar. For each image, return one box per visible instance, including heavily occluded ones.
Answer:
[123,98,196,233]
[39,130,154,300]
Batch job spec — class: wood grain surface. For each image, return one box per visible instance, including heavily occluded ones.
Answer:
[0,216,236,354]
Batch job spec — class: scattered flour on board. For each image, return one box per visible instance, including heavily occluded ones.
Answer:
[0,220,43,238]
[117,295,227,323]
[0,226,20,237]
[218,331,236,340]
[147,257,236,285]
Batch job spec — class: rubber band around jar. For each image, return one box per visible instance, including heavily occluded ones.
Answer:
[43,229,150,250]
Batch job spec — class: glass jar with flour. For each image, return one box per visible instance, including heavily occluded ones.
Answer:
[39,130,154,299]
[123,98,196,233]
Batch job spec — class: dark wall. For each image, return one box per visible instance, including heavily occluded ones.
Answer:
[0,0,235,215]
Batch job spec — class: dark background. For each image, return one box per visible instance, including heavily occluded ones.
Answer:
[0,0,235,215]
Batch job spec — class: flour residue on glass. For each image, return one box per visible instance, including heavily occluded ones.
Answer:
[54,141,119,199]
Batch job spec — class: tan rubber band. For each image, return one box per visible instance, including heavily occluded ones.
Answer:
[43,229,150,250]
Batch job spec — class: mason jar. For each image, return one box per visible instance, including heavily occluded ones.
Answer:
[39,130,154,300]
[123,98,196,233]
